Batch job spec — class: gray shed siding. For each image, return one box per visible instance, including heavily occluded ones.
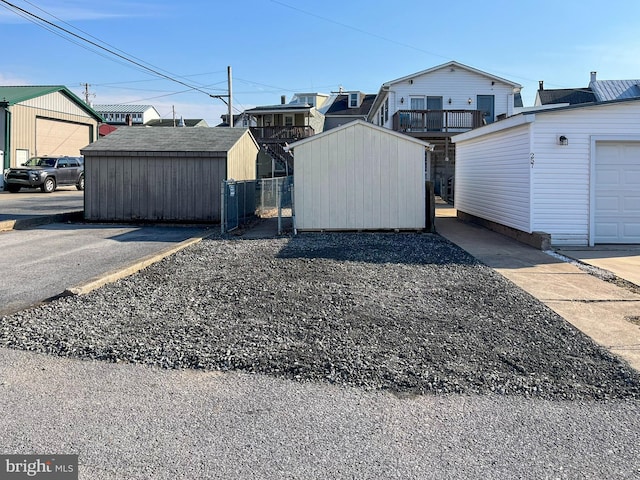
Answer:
[84,153,226,222]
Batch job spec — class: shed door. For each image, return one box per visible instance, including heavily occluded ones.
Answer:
[36,118,91,157]
[594,142,640,243]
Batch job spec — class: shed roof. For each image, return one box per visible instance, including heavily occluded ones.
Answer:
[0,85,103,121]
[287,119,431,150]
[82,127,257,154]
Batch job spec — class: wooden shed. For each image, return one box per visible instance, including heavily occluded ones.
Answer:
[452,99,640,246]
[288,120,431,231]
[81,127,258,222]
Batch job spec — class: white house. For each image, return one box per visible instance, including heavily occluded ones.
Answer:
[452,98,640,246]
[367,61,522,194]
[93,104,160,125]
[287,120,431,231]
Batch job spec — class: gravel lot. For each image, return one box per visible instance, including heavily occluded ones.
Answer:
[2,232,639,400]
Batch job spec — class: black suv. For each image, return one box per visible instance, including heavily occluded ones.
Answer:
[4,156,84,193]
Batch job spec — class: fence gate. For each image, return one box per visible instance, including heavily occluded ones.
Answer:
[221,176,293,234]
[221,179,258,233]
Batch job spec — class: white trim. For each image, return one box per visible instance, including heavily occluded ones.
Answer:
[286,119,432,151]
[452,114,535,142]
[589,134,640,246]
[382,61,522,89]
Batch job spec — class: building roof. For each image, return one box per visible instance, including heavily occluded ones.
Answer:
[0,85,103,121]
[382,61,522,89]
[82,127,257,154]
[453,97,640,143]
[244,104,314,115]
[287,119,432,151]
[93,104,159,115]
[590,79,640,101]
[324,93,377,116]
[537,87,596,105]
[145,118,209,127]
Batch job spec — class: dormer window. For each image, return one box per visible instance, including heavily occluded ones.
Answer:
[349,92,360,108]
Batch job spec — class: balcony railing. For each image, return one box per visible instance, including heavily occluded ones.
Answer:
[250,125,315,140]
[392,110,484,133]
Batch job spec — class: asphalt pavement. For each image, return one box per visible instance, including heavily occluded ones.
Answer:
[1,194,640,478]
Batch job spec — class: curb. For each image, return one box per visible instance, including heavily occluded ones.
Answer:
[0,211,84,232]
[62,233,214,296]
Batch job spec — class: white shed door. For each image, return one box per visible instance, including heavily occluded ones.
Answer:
[594,142,640,243]
[36,118,90,157]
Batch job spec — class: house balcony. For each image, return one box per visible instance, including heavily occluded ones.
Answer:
[392,110,484,137]
[250,125,315,141]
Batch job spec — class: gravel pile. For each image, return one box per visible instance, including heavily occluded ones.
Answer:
[2,233,640,400]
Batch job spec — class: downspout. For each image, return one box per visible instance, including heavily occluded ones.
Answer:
[3,105,11,169]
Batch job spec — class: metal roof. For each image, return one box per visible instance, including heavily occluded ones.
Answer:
[590,80,640,101]
[0,85,103,121]
[93,104,158,114]
[82,127,257,154]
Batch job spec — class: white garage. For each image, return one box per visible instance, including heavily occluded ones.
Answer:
[287,120,431,231]
[593,142,640,243]
[452,98,640,246]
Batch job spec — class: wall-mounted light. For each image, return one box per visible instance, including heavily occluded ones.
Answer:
[467,98,472,105]
[558,135,569,146]
[448,98,452,104]
[400,97,404,104]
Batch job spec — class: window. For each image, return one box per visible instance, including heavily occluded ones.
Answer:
[284,115,294,126]
[298,95,315,106]
[384,98,389,122]
[349,93,359,108]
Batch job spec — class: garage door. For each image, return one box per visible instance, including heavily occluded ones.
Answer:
[594,142,640,243]
[36,118,91,157]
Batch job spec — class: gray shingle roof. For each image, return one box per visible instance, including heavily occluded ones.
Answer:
[81,127,254,154]
[537,88,596,105]
[325,94,377,116]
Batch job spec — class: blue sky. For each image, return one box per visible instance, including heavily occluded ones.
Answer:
[2,0,640,125]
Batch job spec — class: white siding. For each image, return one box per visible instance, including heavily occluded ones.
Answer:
[294,122,425,231]
[532,103,640,245]
[455,124,531,232]
[379,67,516,129]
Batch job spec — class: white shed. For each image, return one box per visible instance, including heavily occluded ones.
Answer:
[452,99,640,246]
[288,120,431,231]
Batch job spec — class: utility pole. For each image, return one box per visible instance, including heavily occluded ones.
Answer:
[81,83,92,105]
[228,66,233,127]
[211,65,233,127]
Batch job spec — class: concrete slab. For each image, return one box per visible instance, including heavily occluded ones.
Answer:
[556,246,640,287]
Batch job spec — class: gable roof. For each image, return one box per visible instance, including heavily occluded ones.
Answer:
[286,119,431,151]
[325,93,377,116]
[81,127,257,154]
[382,61,522,89]
[92,104,159,115]
[0,85,103,121]
[590,79,640,101]
[453,97,640,143]
[537,87,596,105]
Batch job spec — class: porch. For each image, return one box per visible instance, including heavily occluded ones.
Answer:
[392,110,484,135]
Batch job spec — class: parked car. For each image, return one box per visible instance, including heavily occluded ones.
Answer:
[3,156,84,193]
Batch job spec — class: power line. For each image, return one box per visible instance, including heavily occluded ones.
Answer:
[0,0,214,97]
